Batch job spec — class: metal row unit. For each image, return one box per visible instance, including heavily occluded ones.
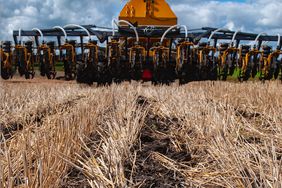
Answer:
[1,0,282,84]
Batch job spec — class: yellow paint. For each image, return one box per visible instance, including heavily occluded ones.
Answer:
[84,43,99,63]
[37,44,55,68]
[176,42,194,70]
[129,45,146,65]
[60,43,76,63]
[0,48,12,68]
[220,47,238,66]
[119,0,177,27]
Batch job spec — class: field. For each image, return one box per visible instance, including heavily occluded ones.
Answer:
[0,78,282,188]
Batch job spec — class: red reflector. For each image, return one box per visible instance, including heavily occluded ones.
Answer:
[142,69,152,81]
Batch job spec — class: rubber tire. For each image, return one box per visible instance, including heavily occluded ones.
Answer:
[1,68,10,80]
[77,63,95,85]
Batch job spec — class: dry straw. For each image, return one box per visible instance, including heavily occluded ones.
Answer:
[0,81,281,187]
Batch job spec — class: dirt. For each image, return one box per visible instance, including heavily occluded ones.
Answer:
[60,96,191,188]
[59,115,105,188]
[123,96,191,187]
[235,109,261,119]
[60,168,90,188]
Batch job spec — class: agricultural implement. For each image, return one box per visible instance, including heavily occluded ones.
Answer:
[1,0,281,84]
[36,41,56,79]
[0,41,13,79]
[11,41,35,79]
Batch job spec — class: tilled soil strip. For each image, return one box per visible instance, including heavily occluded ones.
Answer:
[124,96,191,187]
[57,96,191,187]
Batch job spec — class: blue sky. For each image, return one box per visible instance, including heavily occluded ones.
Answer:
[0,0,281,41]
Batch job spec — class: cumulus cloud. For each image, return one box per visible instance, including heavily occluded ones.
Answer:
[171,0,282,34]
[0,0,125,41]
[0,0,281,41]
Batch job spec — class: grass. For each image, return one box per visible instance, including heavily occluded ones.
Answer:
[0,81,282,187]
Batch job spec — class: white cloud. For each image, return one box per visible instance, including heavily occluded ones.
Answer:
[22,6,38,16]
[171,0,282,35]
[0,0,124,41]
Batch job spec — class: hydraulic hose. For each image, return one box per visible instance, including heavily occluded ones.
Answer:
[231,30,241,47]
[64,24,91,41]
[252,32,267,50]
[277,34,281,49]
[112,19,139,43]
[53,26,68,42]
[160,25,188,44]
[208,28,229,45]
[32,28,44,44]
[18,28,22,45]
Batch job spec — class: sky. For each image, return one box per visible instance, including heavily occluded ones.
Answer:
[0,0,282,41]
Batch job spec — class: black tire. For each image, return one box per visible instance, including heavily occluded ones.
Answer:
[17,51,26,76]
[179,78,186,85]
[40,61,46,77]
[131,65,142,81]
[252,66,258,78]
[274,62,280,80]
[77,63,96,85]
[266,67,274,80]
[219,65,228,81]
[1,68,10,80]
[152,71,159,85]
[45,62,52,80]
[244,67,252,81]
[1,56,11,79]
[280,66,282,81]
[199,66,208,81]
[98,68,112,86]
[25,72,30,79]
[209,66,218,81]
[46,72,52,80]
[64,60,75,81]
[18,63,25,76]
